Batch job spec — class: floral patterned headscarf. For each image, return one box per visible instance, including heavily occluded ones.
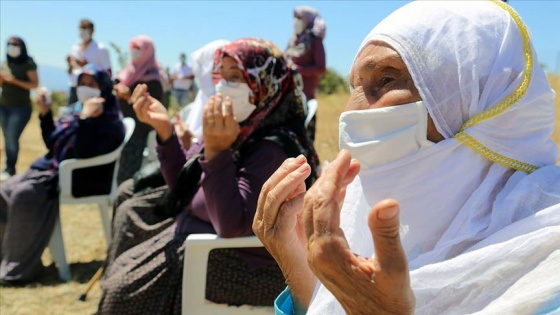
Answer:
[214,37,319,186]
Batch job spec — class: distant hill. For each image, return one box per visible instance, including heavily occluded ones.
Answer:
[38,65,69,92]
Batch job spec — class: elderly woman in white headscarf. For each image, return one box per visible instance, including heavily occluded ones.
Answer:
[253,1,560,314]
[179,39,230,140]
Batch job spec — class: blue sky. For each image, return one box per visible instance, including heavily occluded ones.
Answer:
[1,1,559,80]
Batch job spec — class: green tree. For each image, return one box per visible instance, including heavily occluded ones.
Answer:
[318,68,349,95]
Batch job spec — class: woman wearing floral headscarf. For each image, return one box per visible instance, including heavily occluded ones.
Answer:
[285,6,327,142]
[0,64,124,285]
[0,37,39,181]
[98,38,318,314]
[114,35,167,183]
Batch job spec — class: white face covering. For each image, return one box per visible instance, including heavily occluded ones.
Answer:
[293,18,306,34]
[215,79,256,122]
[79,29,91,41]
[339,101,434,169]
[76,85,101,104]
[130,48,142,61]
[6,45,21,58]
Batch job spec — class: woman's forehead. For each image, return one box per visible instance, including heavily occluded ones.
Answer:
[350,42,407,80]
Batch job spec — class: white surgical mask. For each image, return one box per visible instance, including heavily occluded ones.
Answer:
[7,45,21,58]
[130,48,142,61]
[339,101,434,170]
[293,18,306,34]
[76,85,101,104]
[215,79,256,122]
[79,29,91,41]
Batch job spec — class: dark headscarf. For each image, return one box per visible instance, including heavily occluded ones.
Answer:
[51,64,123,168]
[6,36,32,64]
[285,6,327,59]
[214,38,319,186]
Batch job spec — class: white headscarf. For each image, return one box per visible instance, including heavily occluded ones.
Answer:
[181,39,230,138]
[308,1,560,314]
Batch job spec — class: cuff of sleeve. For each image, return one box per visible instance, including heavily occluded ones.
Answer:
[156,132,181,158]
[275,286,295,315]
[199,149,233,174]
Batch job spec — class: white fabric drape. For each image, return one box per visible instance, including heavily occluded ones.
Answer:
[182,39,229,138]
[307,1,560,314]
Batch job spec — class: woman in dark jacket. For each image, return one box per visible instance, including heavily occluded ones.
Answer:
[0,37,39,180]
[0,64,124,284]
[113,35,167,184]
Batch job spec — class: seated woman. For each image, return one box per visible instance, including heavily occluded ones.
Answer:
[98,38,319,314]
[254,1,560,314]
[113,35,167,184]
[103,39,229,264]
[0,64,124,284]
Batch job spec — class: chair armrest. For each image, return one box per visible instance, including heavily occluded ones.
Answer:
[58,145,124,200]
[182,234,264,313]
[185,233,263,249]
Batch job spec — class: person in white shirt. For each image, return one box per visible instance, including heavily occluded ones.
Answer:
[66,19,111,105]
[169,53,194,112]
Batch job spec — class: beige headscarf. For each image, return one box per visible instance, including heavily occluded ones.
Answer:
[308,1,560,314]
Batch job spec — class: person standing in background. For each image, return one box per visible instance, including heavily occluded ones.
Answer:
[285,6,326,143]
[0,37,39,181]
[170,53,194,114]
[66,19,111,105]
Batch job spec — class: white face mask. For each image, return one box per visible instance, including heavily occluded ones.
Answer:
[215,79,256,122]
[7,45,21,58]
[76,85,101,104]
[130,48,142,61]
[339,101,434,170]
[293,18,306,34]
[79,29,91,41]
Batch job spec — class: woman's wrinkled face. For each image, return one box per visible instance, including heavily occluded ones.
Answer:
[347,41,444,142]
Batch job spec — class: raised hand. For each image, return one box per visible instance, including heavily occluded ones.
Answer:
[202,93,240,161]
[113,82,131,101]
[174,113,194,150]
[80,97,105,119]
[130,84,173,141]
[253,155,317,312]
[302,149,414,315]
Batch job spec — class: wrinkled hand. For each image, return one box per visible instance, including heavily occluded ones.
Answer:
[253,155,317,310]
[303,149,415,315]
[174,113,194,150]
[114,83,131,101]
[202,93,240,161]
[80,97,105,119]
[130,84,173,141]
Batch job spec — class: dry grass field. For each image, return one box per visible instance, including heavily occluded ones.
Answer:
[0,76,559,314]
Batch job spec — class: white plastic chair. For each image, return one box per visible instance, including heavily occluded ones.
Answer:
[305,99,318,128]
[48,117,135,281]
[182,234,275,315]
[141,130,158,167]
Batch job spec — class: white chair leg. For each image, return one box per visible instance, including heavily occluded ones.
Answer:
[99,203,112,246]
[48,216,71,281]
